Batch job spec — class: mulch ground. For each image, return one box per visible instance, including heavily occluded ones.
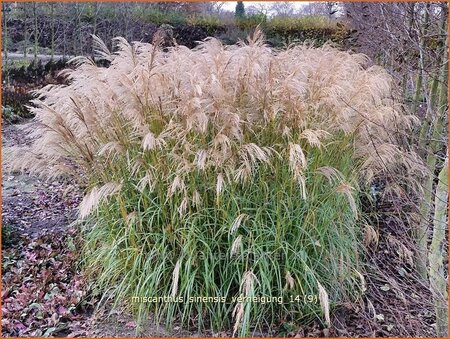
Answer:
[2,122,91,337]
[332,199,437,337]
[1,230,92,337]
[1,120,438,337]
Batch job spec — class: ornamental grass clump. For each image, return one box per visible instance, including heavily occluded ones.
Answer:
[6,30,424,336]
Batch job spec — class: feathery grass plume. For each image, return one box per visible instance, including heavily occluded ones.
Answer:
[230,235,243,258]
[300,129,330,148]
[177,196,188,217]
[240,270,258,296]
[363,224,379,247]
[336,183,359,219]
[192,190,202,208]
[285,271,295,290]
[354,269,367,294]
[171,259,182,298]
[367,298,376,319]
[230,214,248,234]
[216,173,225,196]
[3,29,424,336]
[317,281,331,328]
[233,270,259,336]
[79,182,122,219]
[315,166,345,185]
[232,299,245,337]
[125,211,137,227]
[91,34,112,61]
[387,234,414,267]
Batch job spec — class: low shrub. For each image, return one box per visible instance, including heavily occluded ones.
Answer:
[6,30,424,336]
[2,105,19,123]
[132,8,187,26]
[186,15,226,36]
[2,59,67,122]
[1,223,18,248]
[265,17,344,47]
[216,26,252,46]
[3,59,67,85]
[2,87,34,121]
[173,25,209,49]
[236,14,268,31]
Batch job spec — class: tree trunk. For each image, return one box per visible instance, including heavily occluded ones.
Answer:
[418,7,447,157]
[2,3,8,60]
[415,32,448,280]
[72,3,79,56]
[63,22,67,59]
[33,2,38,62]
[428,157,448,337]
[411,4,429,115]
[124,3,129,41]
[50,2,55,60]
[78,4,83,55]
[92,2,99,57]
[23,4,28,58]
[92,2,98,36]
